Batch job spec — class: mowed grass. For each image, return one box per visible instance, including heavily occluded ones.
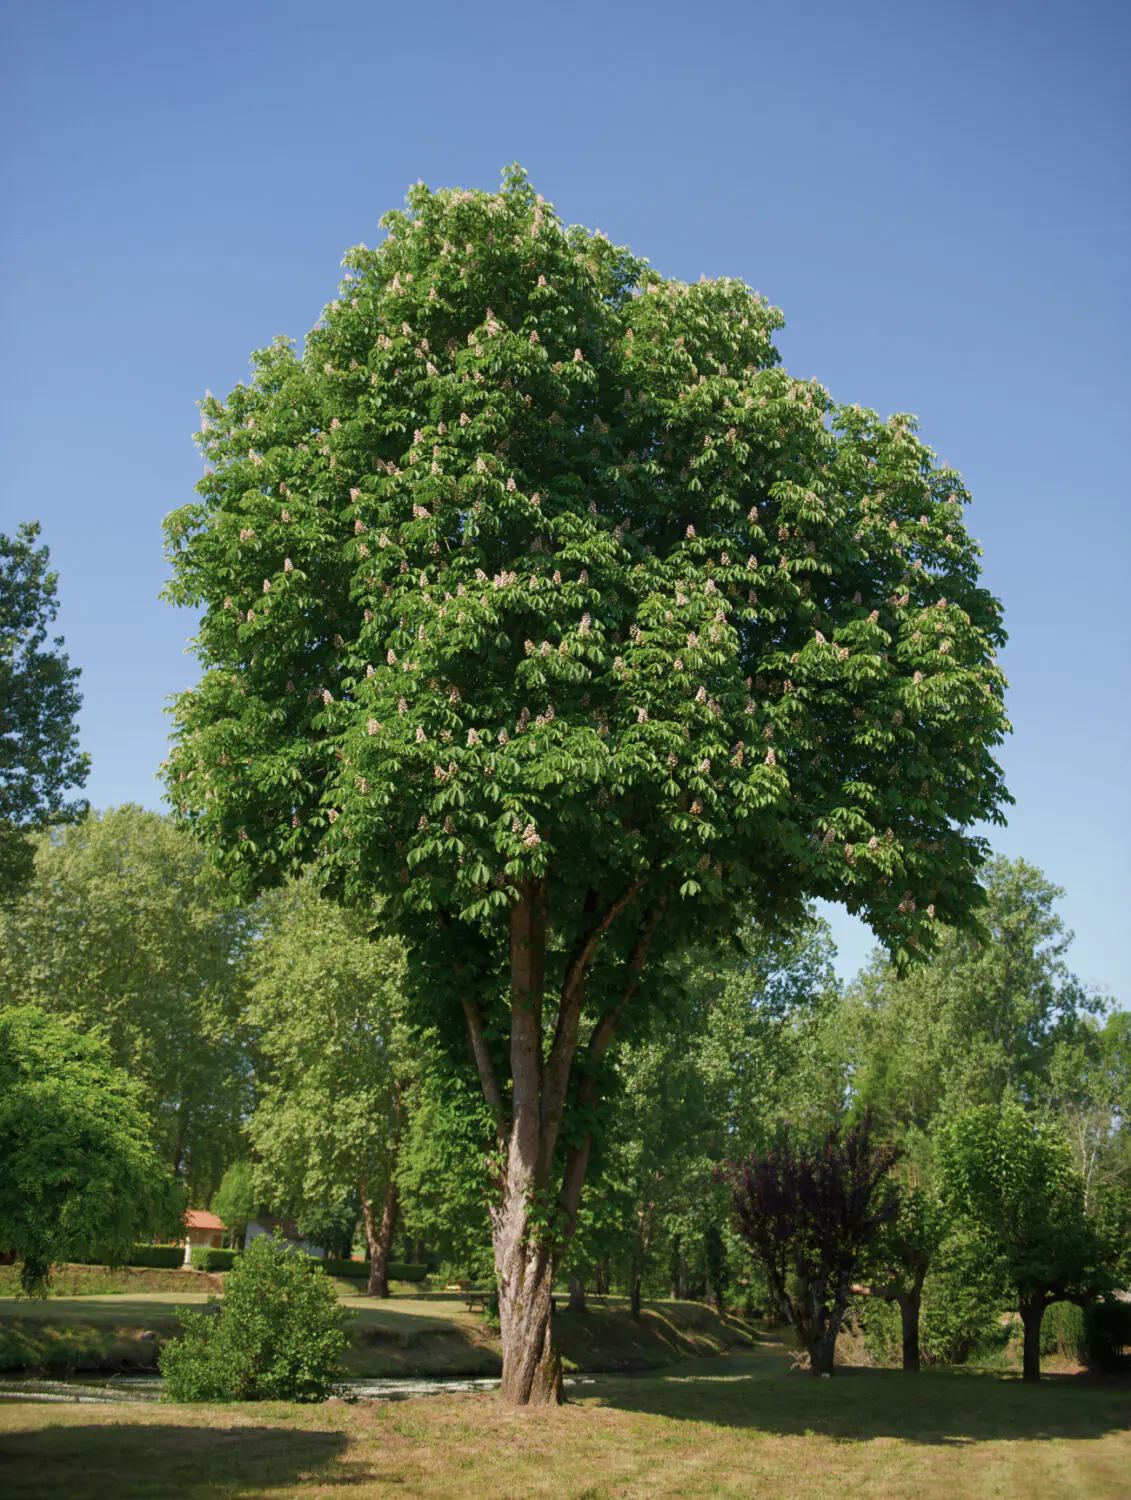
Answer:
[0,1352,1127,1499]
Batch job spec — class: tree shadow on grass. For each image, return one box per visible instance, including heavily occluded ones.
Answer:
[588,1355,1131,1446]
[0,1421,366,1500]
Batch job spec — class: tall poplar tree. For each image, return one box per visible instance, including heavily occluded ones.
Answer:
[0,522,89,896]
[162,168,1009,1404]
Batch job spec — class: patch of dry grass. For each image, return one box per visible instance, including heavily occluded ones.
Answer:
[0,1351,1126,1499]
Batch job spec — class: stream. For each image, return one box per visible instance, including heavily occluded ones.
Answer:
[0,1374,527,1405]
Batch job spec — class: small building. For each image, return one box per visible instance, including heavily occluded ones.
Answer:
[244,1215,326,1258]
[184,1208,227,1266]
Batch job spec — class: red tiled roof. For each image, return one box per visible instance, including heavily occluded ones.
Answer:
[186,1209,226,1231]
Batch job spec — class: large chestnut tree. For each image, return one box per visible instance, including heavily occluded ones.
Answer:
[163,167,1009,1404]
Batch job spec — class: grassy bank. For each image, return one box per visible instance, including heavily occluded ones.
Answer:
[0,1265,221,1298]
[0,1354,1127,1498]
[0,1288,758,1379]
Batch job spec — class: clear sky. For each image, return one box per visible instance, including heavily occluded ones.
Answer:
[2,0,1127,997]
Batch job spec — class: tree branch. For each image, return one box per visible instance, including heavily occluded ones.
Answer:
[558,903,664,1233]
[460,994,507,1147]
[540,878,644,1142]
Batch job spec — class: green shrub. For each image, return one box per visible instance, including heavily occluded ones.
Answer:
[1041,1301,1086,1359]
[70,1245,186,1270]
[128,1246,186,1270]
[316,1257,427,1282]
[190,1247,239,1273]
[161,1234,350,1402]
[856,1296,901,1365]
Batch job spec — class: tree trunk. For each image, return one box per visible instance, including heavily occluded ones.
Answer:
[595,1261,608,1298]
[678,1250,689,1301]
[460,881,655,1406]
[898,1288,921,1373]
[808,1329,837,1376]
[1020,1296,1046,1383]
[629,1258,643,1322]
[568,1272,586,1314]
[361,1179,398,1298]
[491,881,564,1406]
[493,1175,562,1405]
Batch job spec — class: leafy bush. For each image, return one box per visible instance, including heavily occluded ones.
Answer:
[318,1257,427,1282]
[190,1247,239,1272]
[71,1245,186,1270]
[1041,1301,1086,1359]
[856,1296,901,1365]
[161,1233,350,1402]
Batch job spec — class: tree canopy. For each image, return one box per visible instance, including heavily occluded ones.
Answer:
[161,166,1011,1404]
[246,880,408,1292]
[0,805,254,1198]
[0,1005,183,1293]
[0,522,89,897]
[939,1100,1111,1380]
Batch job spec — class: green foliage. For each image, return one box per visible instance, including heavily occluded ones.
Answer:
[190,1247,239,1272]
[128,1246,187,1269]
[316,1257,426,1281]
[210,1161,257,1246]
[245,880,407,1237]
[395,1054,495,1277]
[162,168,1009,964]
[939,1101,1111,1307]
[0,806,255,1199]
[161,1233,350,1401]
[66,1244,187,1270]
[1041,1300,1086,1359]
[0,1005,184,1294]
[917,1243,1010,1365]
[0,521,89,897]
[845,858,1106,1136]
[297,1195,360,1260]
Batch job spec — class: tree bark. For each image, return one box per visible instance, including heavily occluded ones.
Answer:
[898,1288,921,1373]
[678,1249,689,1301]
[568,1272,586,1314]
[490,880,563,1406]
[629,1257,643,1322]
[1020,1295,1046,1383]
[458,880,652,1406]
[362,1178,398,1298]
[808,1330,837,1376]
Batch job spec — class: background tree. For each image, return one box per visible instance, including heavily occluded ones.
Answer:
[395,1060,496,1284]
[859,1141,951,1371]
[211,1160,258,1249]
[246,881,408,1296]
[0,522,89,898]
[845,858,1104,1132]
[0,806,253,1200]
[939,1100,1111,1382]
[0,1004,184,1293]
[1048,1010,1131,1213]
[725,1115,900,1375]
[162,168,1009,1404]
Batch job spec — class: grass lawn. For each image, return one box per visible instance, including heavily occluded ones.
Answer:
[0,1352,1126,1498]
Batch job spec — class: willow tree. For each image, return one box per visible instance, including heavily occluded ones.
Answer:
[163,167,1009,1405]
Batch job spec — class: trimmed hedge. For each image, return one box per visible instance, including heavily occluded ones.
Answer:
[319,1258,428,1282]
[190,1247,239,1272]
[71,1245,186,1270]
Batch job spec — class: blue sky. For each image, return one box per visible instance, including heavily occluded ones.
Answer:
[2,0,1127,997]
